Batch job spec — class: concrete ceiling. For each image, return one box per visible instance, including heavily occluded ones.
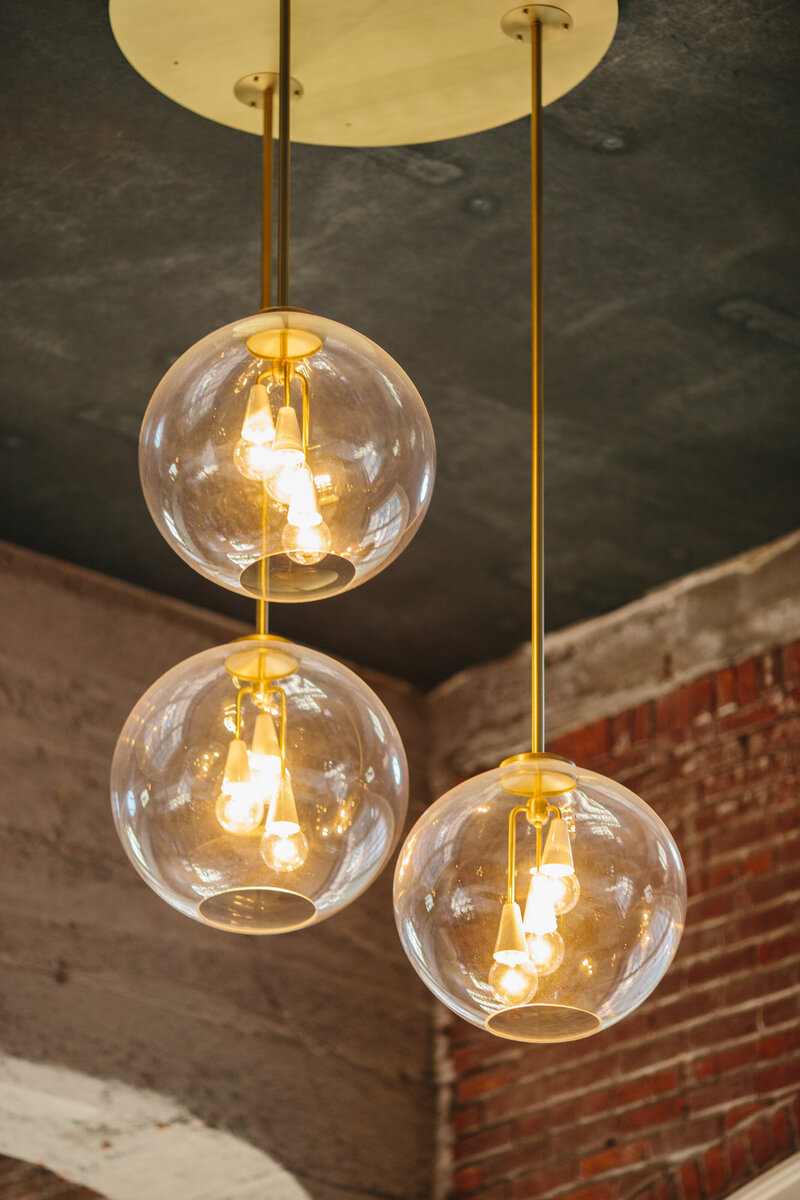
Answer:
[1,0,798,688]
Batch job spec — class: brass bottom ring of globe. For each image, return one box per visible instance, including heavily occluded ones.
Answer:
[485,1003,601,1042]
[198,886,317,933]
[240,553,356,599]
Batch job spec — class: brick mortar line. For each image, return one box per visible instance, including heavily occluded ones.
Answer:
[455,1029,800,1170]
[452,986,800,1117]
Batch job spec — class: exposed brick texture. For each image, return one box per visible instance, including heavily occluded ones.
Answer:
[444,642,800,1200]
[0,1155,105,1199]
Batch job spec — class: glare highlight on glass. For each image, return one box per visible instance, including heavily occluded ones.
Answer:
[394,756,686,1043]
[112,636,408,933]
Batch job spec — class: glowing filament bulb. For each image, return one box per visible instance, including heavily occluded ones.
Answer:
[282,520,332,566]
[260,827,309,872]
[548,871,580,915]
[522,872,558,935]
[488,959,538,1007]
[525,930,565,976]
[287,464,322,528]
[216,738,263,834]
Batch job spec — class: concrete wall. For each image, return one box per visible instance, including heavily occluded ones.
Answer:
[0,541,436,1200]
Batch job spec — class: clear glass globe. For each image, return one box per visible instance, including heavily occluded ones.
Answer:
[393,755,686,1043]
[139,309,435,602]
[111,636,408,933]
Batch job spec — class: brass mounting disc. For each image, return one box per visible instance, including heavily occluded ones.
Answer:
[499,752,578,796]
[244,326,323,361]
[234,71,303,116]
[109,0,618,147]
[501,5,572,42]
[224,644,299,682]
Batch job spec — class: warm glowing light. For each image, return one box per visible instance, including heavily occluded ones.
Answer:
[526,930,565,976]
[215,790,264,835]
[522,872,558,934]
[282,520,332,565]
[249,713,282,778]
[267,462,303,505]
[287,464,323,528]
[271,405,305,468]
[233,438,275,481]
[268,776,301,837]
[493,901,529,966]
[241,382,276,444]
[541,817,574,877]
[489,959,538,1007]
[261,828,309,871]
[526,868,580,917]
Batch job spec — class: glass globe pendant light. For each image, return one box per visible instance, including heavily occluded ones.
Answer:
[111,633,408,933]
[110,1,417,933]
[393,9,687,1042]
[137,0,435,603]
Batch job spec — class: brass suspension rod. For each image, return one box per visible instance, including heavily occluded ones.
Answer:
[277,0,291,307]
[530,18,545,755]
[260,83,274,309]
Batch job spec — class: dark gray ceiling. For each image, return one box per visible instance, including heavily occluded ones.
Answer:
[1,0,798,687]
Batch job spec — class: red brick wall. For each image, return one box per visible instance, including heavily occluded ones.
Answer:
[0,1155,105,1199]
[447,642,800,1200]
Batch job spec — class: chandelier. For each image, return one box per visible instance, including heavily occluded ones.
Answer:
[109,0,433,932]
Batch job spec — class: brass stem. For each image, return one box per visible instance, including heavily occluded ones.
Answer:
[235,685,253,739]
[530,19,545,756]
[277,0,291,307]
[507,805,527,903]
[300,371,310,456]
[260,84,274,309]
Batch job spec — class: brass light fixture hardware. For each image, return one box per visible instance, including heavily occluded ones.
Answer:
[110,0,435,934]
[393,9,688,1043]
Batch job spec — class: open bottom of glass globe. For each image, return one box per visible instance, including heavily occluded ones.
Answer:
[485,1003,602,1042]
[239,553,356,599]
[198,886,317,933]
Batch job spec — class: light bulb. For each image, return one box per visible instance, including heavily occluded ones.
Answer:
[267,462,303,505]
[547,871,580,915]
[526,930,565,976]
[260,828,309,872]
[282,520,332,565]
[287,464,322,528]
[488,959,538,1007]
[233,438,275,481]
[215,790,264,835]
[522,872,558,934]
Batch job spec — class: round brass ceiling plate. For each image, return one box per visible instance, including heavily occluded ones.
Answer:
[109,0,618,147]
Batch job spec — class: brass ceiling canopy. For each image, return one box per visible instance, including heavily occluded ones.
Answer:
[109,0,618,146]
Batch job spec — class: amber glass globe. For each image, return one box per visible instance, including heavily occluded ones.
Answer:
[111,636,408,933]
[394,755,686,1042]
[139,309,435,602]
